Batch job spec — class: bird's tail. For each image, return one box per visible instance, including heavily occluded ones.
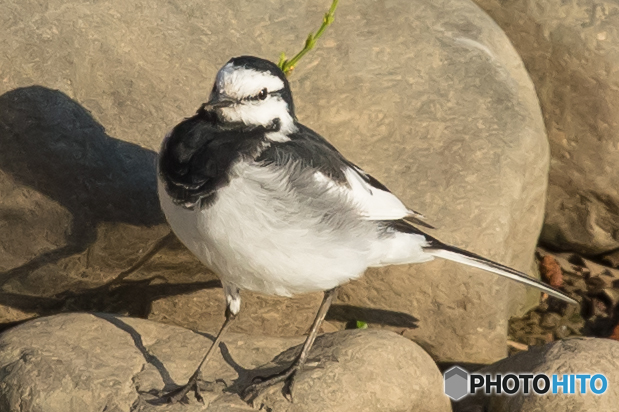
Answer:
[425,243,577,305]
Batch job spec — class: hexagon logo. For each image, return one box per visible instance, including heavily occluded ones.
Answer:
[444,366,469,401]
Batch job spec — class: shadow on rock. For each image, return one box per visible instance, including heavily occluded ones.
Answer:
[94,313,176,388]
[327,304,419,328]
[0,278,223,333]
[0,85,165,287]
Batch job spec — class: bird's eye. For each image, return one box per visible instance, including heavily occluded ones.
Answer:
[258,88,268,100]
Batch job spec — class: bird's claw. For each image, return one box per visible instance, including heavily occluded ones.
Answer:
[160,372,205,405]
[242,366,300,404]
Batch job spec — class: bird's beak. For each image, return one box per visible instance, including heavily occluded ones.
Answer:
[203,95,235,111]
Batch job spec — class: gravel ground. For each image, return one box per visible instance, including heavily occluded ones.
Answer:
[508,248,619,354]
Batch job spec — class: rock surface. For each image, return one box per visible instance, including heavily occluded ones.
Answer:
[456,337,619,412]
[473,0,619,256]
[0,313,451,412]
[0,0,549,363]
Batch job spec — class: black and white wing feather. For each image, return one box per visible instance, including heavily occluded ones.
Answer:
[343,164,434,228]
[257,124,434,228]
[257,124,576,305]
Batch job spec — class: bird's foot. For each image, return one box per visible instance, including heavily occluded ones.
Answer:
[242,363,302,404]
[161,371,224,404]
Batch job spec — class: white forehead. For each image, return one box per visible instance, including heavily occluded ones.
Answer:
[215,63,285,98]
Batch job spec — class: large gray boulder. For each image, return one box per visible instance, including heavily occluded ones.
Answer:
[456,337,619,412]
[0,313,451,412]
[0,0,548,363]
[474,0,619,257]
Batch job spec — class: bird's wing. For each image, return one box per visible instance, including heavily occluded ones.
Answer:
[343,164,435,228]
[256,124,434,228]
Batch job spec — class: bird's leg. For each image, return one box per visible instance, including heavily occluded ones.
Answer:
[108,231,176,287]
[242,287,338,404]
[163,285,240,404]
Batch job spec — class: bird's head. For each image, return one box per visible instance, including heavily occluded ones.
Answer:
[204,56,296,133]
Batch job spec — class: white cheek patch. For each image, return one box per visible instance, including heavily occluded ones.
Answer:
[217,64,285,99]
[220,98,296,134]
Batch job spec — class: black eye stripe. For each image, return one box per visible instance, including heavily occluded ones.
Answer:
[242,89,280,102]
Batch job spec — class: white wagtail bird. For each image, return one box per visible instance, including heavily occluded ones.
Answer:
[157,55,576,404]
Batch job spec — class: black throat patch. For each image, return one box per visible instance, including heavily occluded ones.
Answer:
[158,107,277,208]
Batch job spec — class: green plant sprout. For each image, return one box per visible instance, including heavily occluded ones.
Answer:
[278,0,339,76]
[356,320,368,329]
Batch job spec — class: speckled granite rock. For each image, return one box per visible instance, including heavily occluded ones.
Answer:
[0,313,451,412]
[456,338,619,412]
[474,0,619,256]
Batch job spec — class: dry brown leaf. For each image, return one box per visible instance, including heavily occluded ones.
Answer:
[540,255,563,287]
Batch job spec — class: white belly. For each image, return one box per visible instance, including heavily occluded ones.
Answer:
[158,177,374,297]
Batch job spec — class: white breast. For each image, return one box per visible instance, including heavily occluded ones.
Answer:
[158,163,374,296]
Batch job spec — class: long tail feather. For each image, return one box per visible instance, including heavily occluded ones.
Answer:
[385,219,577,305]
[425,245,577,305]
